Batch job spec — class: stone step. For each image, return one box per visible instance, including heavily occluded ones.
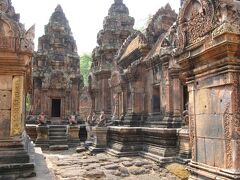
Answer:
[49,140,68,145]
[49,131,66,135]
[0,153,30,164]
[49,125,67,128]
[49,128,66,131]
[49,131,67,135]
[49,145,69,151]
[0,163,35,177]
[49,136,67,140]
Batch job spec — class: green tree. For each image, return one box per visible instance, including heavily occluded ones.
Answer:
[80,53,92,86]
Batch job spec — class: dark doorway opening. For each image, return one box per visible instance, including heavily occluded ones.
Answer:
[52,99,61,117]
[183,85,189,110]
[152,86,160,112]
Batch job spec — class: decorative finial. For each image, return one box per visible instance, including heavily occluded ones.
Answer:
[114,0,123,4]
[55,4,63,12]
[165,3,172,10]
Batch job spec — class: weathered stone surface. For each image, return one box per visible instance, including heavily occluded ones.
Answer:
[104,164,119,170]
[49,145,69,151]
[118,166,130,177]
[129,167,146,175]
[0,76,12,90]
[76,147,86,153]
[122,161,134,167]
[0,90,11,110]
[134,160,147,167]
[83,169,106,178]
[96,154,108,162]
[0,110,10,137]
[44,150,180,179]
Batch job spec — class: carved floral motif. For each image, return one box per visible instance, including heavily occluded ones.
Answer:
[223,102,232,169]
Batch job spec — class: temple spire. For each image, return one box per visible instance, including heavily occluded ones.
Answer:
[114,0,123,4]
[55,4,63,12]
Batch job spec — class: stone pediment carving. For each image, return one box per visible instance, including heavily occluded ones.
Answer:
[176,0,215,52]
[117,31,149,67]
[121,33,147,59]
[145,3,177,45]
[116,31,139,60]
[176,0,240,54]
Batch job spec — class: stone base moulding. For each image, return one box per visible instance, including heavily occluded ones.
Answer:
[0,137,35,179]
[88,127,108,153]
[188,161,240,180]
[107,126,180,164]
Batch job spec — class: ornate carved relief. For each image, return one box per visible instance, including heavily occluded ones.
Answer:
[177,0,215,51]
[189,115,196,160]
[223,102,232,169]
[10,76,24,136]
[231,73,240,138]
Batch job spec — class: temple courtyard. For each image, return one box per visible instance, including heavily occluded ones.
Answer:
[24,147,188,180]
[1,0,240,179]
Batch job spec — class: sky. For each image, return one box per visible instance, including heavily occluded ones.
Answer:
[11,0,180,55]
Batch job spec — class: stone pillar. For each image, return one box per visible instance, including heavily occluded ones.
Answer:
[125,81,144,126]
[169,67,182,127]
[35,125,49,149]
[163,66,175,126]
[68,125,80,147]
[88,127,108,153]
[0,2,35,178]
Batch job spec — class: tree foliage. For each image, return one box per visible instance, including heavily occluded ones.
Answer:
[80,53,92,86]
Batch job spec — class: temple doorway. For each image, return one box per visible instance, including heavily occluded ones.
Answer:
[152,86,160,112]
[52,99,61,117]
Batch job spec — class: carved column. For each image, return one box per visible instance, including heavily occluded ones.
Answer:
[163,65,174,125]
[169,67,182,127]
[125,81,144,126]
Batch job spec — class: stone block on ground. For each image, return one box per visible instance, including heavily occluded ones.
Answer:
[76,147,86,153]
[104,164,119,170]
[122,161,133,167]
[49,145,69,151]
[83,169,106,179]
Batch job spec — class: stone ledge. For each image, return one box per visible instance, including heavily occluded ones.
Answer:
[49,145,69,151]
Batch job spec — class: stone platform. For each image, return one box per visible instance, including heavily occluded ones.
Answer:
[107,126,179,164]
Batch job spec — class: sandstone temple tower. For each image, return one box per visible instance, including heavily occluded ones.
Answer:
[32,5,83,122]
[0,0,35,178]
[88,0,134,117]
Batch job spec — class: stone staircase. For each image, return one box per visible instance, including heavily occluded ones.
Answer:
[48,125,69,150]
